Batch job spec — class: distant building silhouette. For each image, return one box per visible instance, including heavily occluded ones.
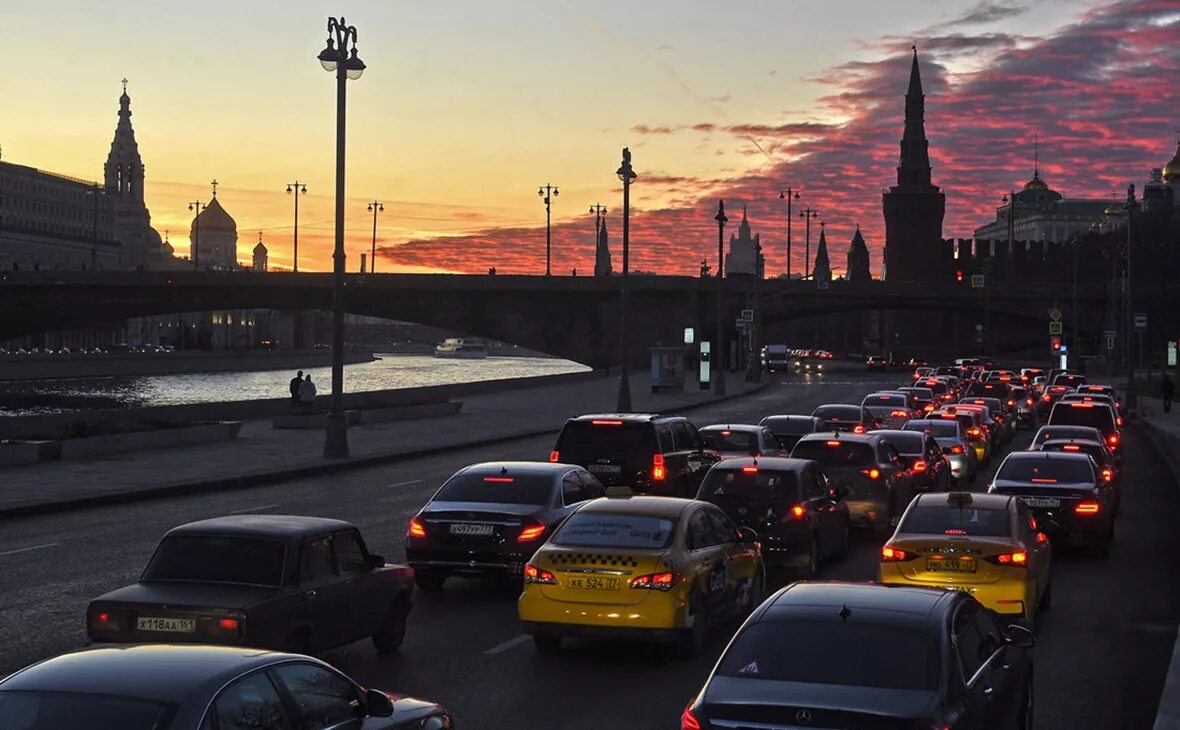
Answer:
[973,161,1108,245]
[725,207,763,277]
[594,218,613,276]
[104,81,165,268]
[813,226,832,284]
[191,194,239,270]
[883,47,945,282]
[253,234,268,271]
[847,224,871,284]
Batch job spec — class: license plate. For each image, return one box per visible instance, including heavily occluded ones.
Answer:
[565,576,619,591]
[137,616,195,633]
[587,464,622,474]
[1023,497,1061,508]
[449,523,494,536]
[927,558,977,573]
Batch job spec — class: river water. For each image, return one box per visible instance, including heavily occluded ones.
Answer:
[0,354,590,415]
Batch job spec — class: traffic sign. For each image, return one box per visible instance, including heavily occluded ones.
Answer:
[740,309,755,322]
[1169,341,1177,367]
[1134,313,1147,333]
[1049,307,1062,322]
[1048,321,1063,335]
[970,274,985,289]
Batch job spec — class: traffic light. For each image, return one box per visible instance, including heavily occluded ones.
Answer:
[955,270,963,283]
[1050,336,1061,352]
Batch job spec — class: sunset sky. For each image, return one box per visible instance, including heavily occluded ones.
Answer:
[2,0,1177,275]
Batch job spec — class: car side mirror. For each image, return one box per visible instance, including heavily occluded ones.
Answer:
[366,688,394,718]
[738,527,758,544]
[1006,623,1036,649]
[367,554,386,570]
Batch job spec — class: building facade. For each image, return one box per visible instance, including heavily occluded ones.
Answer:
[972,169,1109,245]
[725,208,764,277]
[191,195,239,270]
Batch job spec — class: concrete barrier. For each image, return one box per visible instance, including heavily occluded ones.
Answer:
[273,401,464,429]
[5,421,243,466]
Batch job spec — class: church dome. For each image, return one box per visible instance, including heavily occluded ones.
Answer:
[253,241,267,254]
[1023,172,1048,191]
[194,197,236,231]
[1164,142,1180,182]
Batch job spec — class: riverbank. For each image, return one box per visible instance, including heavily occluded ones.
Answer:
[0,348,376,382]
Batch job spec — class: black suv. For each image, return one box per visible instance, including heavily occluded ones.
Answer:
[550,413,720,497]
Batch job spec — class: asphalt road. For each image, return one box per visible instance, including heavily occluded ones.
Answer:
[1,370,1177,730]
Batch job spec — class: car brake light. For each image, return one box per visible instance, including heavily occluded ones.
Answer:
[949,445,964,455]
[741,465,759,473]
[523,564,557,584]
[549,450,560,463]
[681,705,702,730]
[1075,501,1101,514]
[97,612,110,623]
[1108,433,1120,447]
[1007,399,1015,406]
[881,546,915,561]
[518,519,547,542]
[1031,478,1058,483]
[860,468,881,479]
[913,460,927,472]
[924,404,935,412]
[1026,399,1034,407]
[787,504,805,520]
[1071,403,1093,408]
[218,618,240,630]
[853,424,866,434]
[990,551,1028,565]
[826,440,841,446]
[1117,416,1124,426]
[408,516,427,538]
[484,476,514,483]
[945,528,966,535]
[967,427,981,437]
[891,410,909,417]
[630,571,679,591]
[592,419,623,426]
[1062,444,1080,451]
[1042,395,1052,402]
[652,453,667,481]
[1102,468,1113,482]
[1036,531,1049,544]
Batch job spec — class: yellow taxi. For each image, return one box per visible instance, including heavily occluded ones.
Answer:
[878,491,1051,624]
[933,407,991,465]
[519,494,764,658]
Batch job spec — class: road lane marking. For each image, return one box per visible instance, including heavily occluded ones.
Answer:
[229,504,279,515]
[388,480,423,488]
[0,542,59,557]
[483,634,531,655]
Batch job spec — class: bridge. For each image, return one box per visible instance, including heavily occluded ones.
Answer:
[0,271,1141,368]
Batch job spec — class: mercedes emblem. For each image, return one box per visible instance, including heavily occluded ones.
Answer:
[795,709,813,725]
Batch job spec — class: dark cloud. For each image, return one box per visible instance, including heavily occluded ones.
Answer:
[924,0,1032,33]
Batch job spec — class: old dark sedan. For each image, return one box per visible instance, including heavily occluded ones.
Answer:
[0,644,452,729]
[810,403,875,433]
[759,415,824,451]
[86,515,414,655]
[405,461,605,590]
[680,583,1034,730]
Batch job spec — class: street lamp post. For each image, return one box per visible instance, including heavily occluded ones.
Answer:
[89,184,100,271]
[714,200,728,396]
[317,16,366,459]
[799,207,818,279]
[779,188,798,278]
[286,181,307,272]
[1125,185,1139,400]
[615,150,636,411]
[589,203,606,244]
[187,199,204,271]
[367,200,384,273]
[538,184,559,276]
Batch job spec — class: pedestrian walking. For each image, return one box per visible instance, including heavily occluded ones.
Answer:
[1162,373,1175,414]
[299,374,318,408]
[289,370,303,409]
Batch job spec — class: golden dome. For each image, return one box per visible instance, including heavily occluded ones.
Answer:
[1164,142,1180,182]
[1023,170,1048,191]
[1104,201,1125,217]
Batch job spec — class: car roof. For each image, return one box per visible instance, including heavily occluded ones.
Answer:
[700,423,762,433]
[166,515,355,540]
[569,413,681,424]
[578,495,696,519]
[0,645,297,701]
[1003,450,1093,464]
[813,403,863,412]
[913,491,1012,509]
[1041,438,1104,448]
[711,456,814,473]
[761,415,817,423]
[763,582,956,622]
[796,432,879,445]
[871,429,926,442]
[458,461,574,477]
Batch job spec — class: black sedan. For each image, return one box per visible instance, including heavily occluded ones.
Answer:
[698,424,784,458]
[87,515,414,654]
[758,414,823,451]
[696,457,849,578]
[681,582,1034,730]
[405,461,605,590]
[811,403,875,433]
[0,644,452,729]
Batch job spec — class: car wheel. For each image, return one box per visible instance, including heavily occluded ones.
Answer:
[1017,672,1034,730]
[283,627,311,655]
[676,596,709,659]
[415,571,447,591]
[533,634,563,654]
[371,596,410,654]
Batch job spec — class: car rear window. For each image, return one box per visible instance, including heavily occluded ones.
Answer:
[434,472,554,505]
[143,535,286,586]
[1053,374,1087,387]
[813,405,862,422]
[1049,403,1116,432]
[882,432,924,455]
[863,395,905,406]
[555,422,658,464]
[791,440,874,467]
[717,620,938,690]
[900,506,1011,536]
[701,430,757,453]
[1033,426,1102,446]
[699,468,801,501]
[905,421,959,438]
[924,381,948,395]
[996,456,1094,484]
[761,417,815,436]
[552,513,675,549]
[0,690,175,730]
[966,381,1010,399]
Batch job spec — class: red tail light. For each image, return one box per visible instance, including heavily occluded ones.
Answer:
[651,453,667,481]
[1101,468,1113,482]
[681,705,702,730]
[630,571,679,591]
[1007,399,1015,406]
[1036,531,1049,544]
[1042,395,1052,402]
[881,546,916,561]
[923,404,935,412]
[860,468,881,479]
[1031,478,1058,483]
[408,516,427,538]
[549,450,560,463]
[988,551,1028,566]
[218,618,240,630]
[1026,398,1034,407]
[1117,416,1124,426]
[949,445,964,455]
[741,465,759,473]
[518,519,547,542]
[1062,444,1081,451]
[1107,433,1120,448]
[1075,501,1100,514]
[853,424,866,434]
[967,427,981,437]
[786,504,805,520]
[524,564,557,584]
[913,459,927,472]
[591,419,623,426]
[891,409,909,418]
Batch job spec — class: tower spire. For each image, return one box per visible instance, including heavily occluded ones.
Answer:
[1034,133,1039,178]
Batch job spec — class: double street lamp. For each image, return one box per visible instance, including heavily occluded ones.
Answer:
[538,184,559,276]
[187,199,204,271]
[615,150,636,411]
[799,206,818,279]
[779,187,798,278]
[367,200,384,273]
[286,181,307,272]
[317,16,366,459]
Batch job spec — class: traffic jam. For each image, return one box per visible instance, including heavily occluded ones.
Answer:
[0,361,1128,729]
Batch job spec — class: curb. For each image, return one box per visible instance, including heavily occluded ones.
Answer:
[0,378,772,520]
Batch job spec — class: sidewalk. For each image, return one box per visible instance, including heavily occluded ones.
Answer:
[0,372,767,518]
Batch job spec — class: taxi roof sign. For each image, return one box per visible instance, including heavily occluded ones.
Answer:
[946,492,974,507]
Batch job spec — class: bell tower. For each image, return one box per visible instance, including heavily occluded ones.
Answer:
[104,79,145,202]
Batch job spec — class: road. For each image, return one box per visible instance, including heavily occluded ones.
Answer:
[1,370,1177,729]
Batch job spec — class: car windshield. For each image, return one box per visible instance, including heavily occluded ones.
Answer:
[813,405,862,422]
[699,468,801,501]
[716,620,938,690]
[996,456,1094,484]
[434,472,554,505]
[905,421,959,438]
[1049,404,1116,432]
[552,513,676,549]
[701,430,758,453]
[555,422,658,465]
[761,417,815,436]
[900,506,1011,536]
[791,440,874,467]
[143,535,286,586]
[0,690,175,730]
